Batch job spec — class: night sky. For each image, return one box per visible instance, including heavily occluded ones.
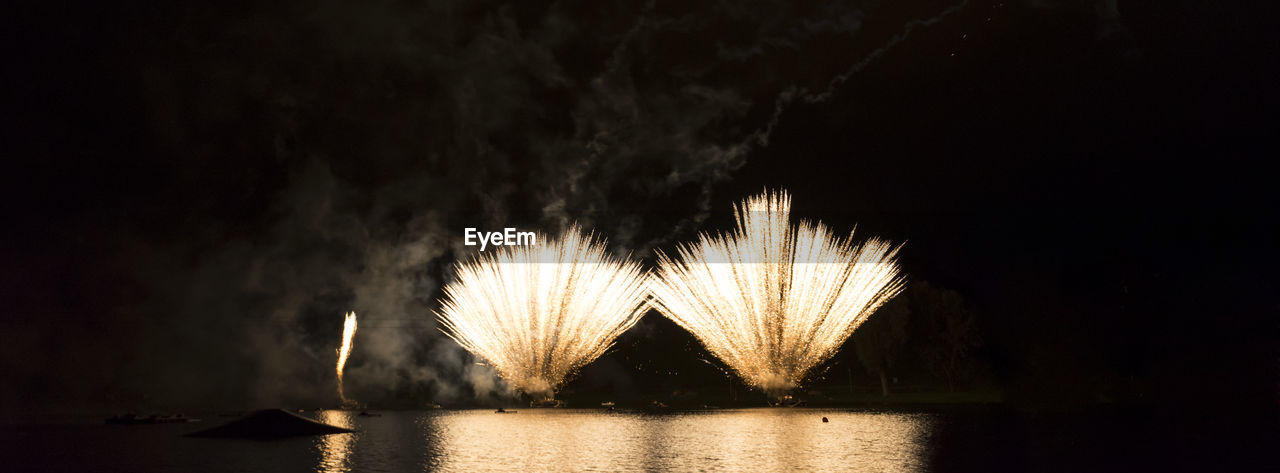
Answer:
[3,0,1276,423]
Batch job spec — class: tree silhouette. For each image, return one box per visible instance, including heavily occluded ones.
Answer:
[912,281,982,392]
[854,296,911,396]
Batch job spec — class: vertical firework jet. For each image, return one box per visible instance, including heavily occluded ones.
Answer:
[437,228,649,399]
[336,311,358,406]
[651,190,904,397]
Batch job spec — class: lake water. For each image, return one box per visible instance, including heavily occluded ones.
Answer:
[3,408,1271,472]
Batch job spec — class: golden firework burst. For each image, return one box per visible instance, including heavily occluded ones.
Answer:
[437,227,649,399]
[651,190,904,396]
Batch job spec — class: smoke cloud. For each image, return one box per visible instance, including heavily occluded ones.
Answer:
[3,0,974,412]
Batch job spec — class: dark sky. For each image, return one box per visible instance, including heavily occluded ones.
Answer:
[3,0,1276,415]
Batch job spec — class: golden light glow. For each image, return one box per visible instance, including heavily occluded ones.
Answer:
[336,311,358,406]
[436,228,649,399]
[315,410,355,473]
[429,409,930,471]
[651,190,904,396]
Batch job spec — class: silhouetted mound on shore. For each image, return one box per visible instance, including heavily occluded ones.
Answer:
[187,409,353,438]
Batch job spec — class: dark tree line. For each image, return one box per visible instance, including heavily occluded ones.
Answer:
[853,281,984,395]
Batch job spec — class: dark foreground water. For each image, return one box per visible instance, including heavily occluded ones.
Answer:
[3,408,1273,472]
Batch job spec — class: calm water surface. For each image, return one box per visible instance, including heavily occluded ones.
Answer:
[6,408,1270,472]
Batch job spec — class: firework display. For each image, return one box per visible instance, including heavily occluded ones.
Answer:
[651,190,904,396]
[336,311,358,406]
[436,228,649,399]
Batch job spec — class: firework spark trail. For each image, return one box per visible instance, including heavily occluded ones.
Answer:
[336,311,358,405]
[755,0,971,146]
[651,190,904,396]
[436,228,649,399]
[551,1,968,254]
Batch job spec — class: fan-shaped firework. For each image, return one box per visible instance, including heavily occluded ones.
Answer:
[436,228,649,399]
[651,190,904,396]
